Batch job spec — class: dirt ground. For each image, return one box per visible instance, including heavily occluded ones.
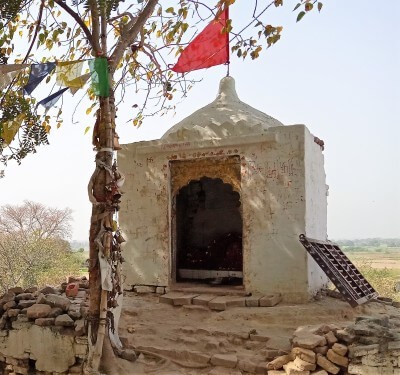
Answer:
[98,291,400,375]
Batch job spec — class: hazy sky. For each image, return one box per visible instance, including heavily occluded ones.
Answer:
[1,0,399,240]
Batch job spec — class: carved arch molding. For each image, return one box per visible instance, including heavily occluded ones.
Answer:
[170,155,241,197]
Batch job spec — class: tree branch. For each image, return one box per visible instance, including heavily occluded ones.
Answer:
[53,0,95,50]
[109,0,159,72]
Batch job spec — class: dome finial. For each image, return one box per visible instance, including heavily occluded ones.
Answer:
[215,76,239,104]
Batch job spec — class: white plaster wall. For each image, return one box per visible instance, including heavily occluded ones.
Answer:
[118,143,170,286]
[240,125,308,302]
[119,124,326,302]
[304,127,330,294]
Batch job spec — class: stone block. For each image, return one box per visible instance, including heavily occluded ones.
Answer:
[17,300,36,309]
[74,343,88,358]
[155,287,165,295]
[11,320,32,330]
[348,344,379,358]
[255,361,268,374]
[74,320,86,336]
[335,329,355,344]
[283,361,310,375]
[361,352,394,367]
[45,294,71,311]
[7,309,20,317]
[316,354,340,375]
[291,347,316,364]
[266,354,293,370]
[262,349,281,360]
[267,371,286,375]
[193,295,217,306]
[238,359,257,373]
[245,295,260,307]
[159,292,185,305]
[27,304,51,319]
[210,354,238,368]
[347,363,398,375]
[24,287,37,294]
[15,293,34,301]
[225,297,246,308]
[8,287,23,294]
[208,296,227,311]
[48,307,63,318]
[35,318,55,327]
[250,334,270,342]
[259,294,282,307]
[314,346,328,355]
[13,365,29,375]
[310,371,328,375]
[293,357,316,371]
[55,314,74,327]
[3,301,16,310]
[324,331,337,346]
[134,285,156,294]
[172,294,199,306]
[39,286,56,295]
[208,367,242,375]
[179,350,210,365]
[326,349,348,367]
[331,343,347,356]
[292,334,327,349]
[388,341,400,350]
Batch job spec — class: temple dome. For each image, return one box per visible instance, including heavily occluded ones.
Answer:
[162,76,283,142]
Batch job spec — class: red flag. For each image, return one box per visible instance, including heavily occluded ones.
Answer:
[172,8,229,73]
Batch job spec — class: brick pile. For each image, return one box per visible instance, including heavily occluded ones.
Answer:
[266,313,400,375]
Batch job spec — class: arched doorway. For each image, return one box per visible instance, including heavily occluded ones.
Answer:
[175,177,243,285]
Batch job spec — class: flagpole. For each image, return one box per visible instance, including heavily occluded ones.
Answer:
[226,5,230,77]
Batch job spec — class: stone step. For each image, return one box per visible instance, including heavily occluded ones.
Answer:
[159,292,282,311]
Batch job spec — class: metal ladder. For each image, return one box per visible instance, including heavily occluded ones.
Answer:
[299,234,378,307]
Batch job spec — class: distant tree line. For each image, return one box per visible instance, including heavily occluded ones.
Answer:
[335,238,400,248]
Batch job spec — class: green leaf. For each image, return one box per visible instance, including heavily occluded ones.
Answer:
[293,3,301,11]
[84,126,90,135]
[296,11,306,22]
[318,2,323,12]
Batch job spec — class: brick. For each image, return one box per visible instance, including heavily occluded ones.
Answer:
[326,349,348,367]
[208,296,227,311]
[134,285,156,294]
[293,334,327,349]
[331,343,347,356]
[246,295,261,307]
[225,297,246,308]
[283,361,310,375]
[259,294,282,307]
[324,331,337,346]
[210,354,238,368]
[314,346,328,355]
[172,294,199,306]
[291,347,316,364]
[267,354,293,370]
[192,294,216,306]
[348,344,379,358]
[293,357,316,371]
[310,371,328,375]
[316,354,340,375]
[159,292,185,305]
[335,329,355,344]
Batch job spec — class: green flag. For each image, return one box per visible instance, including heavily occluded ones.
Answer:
[89,58,110,97]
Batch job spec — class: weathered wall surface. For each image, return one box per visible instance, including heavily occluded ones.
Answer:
[119,124,327,302]
[304,127,330,295]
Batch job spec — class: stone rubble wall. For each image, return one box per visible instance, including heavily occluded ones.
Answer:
[266,313,400,375]
[0,277,89,374]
